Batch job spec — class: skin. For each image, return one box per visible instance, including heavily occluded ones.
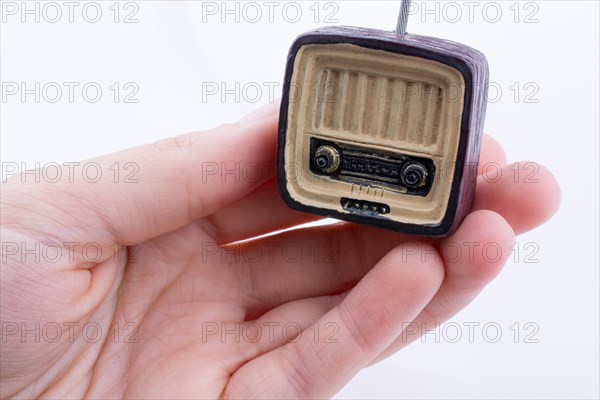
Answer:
[0,102,560,399]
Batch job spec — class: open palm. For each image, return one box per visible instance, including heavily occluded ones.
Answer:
[0,104,560,399]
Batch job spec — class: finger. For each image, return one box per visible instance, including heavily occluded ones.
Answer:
[478,134,507,175]
[223,243,444,399]
[206,179,323,244]
[474,162,561,234]
[237,296,341,365]
[371,210,515,363]
[190,296,339,380]
[234,223,416,319]
[1,113,278,248]
[206,133,506,244]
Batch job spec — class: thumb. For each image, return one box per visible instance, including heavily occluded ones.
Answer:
[1,105,279,254]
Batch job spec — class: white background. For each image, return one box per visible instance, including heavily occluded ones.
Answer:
[1,1,599,398]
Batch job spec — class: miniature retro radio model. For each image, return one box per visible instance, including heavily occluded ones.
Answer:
[276,0,489,237]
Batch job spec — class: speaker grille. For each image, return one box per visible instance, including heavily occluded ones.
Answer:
[310,68,447,152]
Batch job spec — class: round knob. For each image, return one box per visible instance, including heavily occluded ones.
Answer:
[314,145,340,173]
[401,161,428,188]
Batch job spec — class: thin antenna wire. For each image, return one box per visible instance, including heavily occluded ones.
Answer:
[396,0,411,34]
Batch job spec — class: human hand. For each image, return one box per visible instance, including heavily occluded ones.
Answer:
[0,102,560,399]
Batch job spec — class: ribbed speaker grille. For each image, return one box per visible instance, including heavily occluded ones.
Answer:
[310,68,447,153]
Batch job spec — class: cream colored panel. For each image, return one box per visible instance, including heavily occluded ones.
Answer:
[284,43,465,225]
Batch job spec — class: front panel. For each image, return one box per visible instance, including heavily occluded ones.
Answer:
[283,43,466,226]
